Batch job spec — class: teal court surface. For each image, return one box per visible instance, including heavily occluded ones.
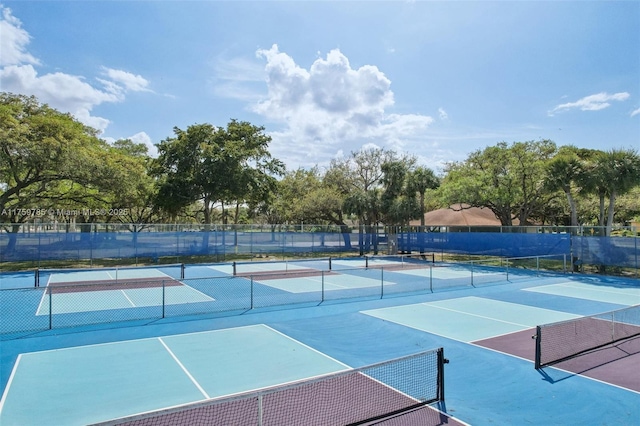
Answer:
[1,258,639,425]
[36,268,213,315]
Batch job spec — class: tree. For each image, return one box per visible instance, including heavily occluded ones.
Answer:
[109,139,159,230]
[1,94,103,214]
[380,160,421,226]
[406,166,440,227]
[152,118,284,249]
[544,145,587,227]
[585,149,640,235]
[441,140,557,226]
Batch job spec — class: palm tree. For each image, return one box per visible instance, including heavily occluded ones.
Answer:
[583,149,640,236]
[407,167,440,227]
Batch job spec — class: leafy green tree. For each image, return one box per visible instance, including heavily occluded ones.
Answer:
[380,160,421,226]
[441,140,557,226]
[109,139,158,230]
[0,94,101,215]
[544,145,588,227]
[406,166,440,227]
[153,120,284,230]
[584,149,640,235]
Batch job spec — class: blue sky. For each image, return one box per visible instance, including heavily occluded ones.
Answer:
[1,1,638,172]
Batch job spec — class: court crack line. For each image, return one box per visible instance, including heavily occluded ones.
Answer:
[158,337,210,399]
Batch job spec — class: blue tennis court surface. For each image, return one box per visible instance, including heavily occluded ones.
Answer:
[1,260,639,425]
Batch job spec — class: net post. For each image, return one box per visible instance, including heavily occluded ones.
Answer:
[429,265,433,292]
[437,347,447,401]
[180,263,185,280]
[257,394,263,426]
[328,257,332,271]
[233,261,237,276]
[534,326,542,369]
[35,268,40,288]
[432,252,435,263]
[365,255,369,268]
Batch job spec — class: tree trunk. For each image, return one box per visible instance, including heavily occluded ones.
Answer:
[606,191,616,237]
[598,192,606,228]
[564,187,578,227]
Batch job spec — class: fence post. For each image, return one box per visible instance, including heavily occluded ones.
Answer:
[162,280,166,319]
[635,237,638,278]
[48,289,53,330]
[506,258,509,281]
[251,276,254,310]
[258,394,264,426]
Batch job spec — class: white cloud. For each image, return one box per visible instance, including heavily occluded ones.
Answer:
[549,92,630,115]
[101,67,151,93]
[0,7,39,66]
[104,131,158,158]
[249,44,433,168]
[631,107,640,118]
[0,6,151,135]
[438,107,448,120]
[210,55,266,101]
[129,131,158,157]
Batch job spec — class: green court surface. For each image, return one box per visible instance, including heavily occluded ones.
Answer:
[37,269,214,315]
[255,273,396,293]
[523,281,640,305]
[36,286,214,315]
[0,325,349,425]
[362,297,581,342]
[207,262,312,275]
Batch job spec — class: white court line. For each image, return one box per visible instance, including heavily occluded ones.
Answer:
[0,354,22,415]
[263,325,351,369]
[303,277,350,289]
[120,290,136,307]
[178,284,216,301]
[35,287,49,315]
[420,302,531,328]
[158,337,210,399]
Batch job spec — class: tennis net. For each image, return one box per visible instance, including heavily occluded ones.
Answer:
[92,347,447,426]
[35,263,185,287]
[534,304,640,369]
